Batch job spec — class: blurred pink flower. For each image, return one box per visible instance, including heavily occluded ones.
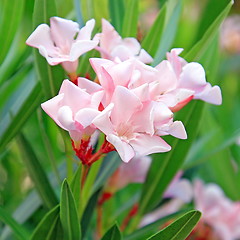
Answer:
[96,19,153,63]
[107,155,152,192]
[26,17,99,73]
[41,79,103,143]
[193,180,240,240]
[92,86,172,162]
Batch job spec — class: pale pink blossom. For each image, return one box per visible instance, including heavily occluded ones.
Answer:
[41,79,103,143]
[166,48,222,110]
[26,17,99,73]
[92,86,172,162]
[96,19,153,63]
[193,180,240,240]
[140,172,193,227]
[107,156,152,192]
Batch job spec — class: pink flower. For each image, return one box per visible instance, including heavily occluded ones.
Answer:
[166,48,222,110]
[92,86,172,162]
[41,79,103,143]
[96,19,153,63]
[107,156,152,192]
[193,180,240,240]
[26,17,99,73]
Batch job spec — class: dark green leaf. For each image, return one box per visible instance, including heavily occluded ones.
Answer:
[60,179,81,240]
[17,133,58,209]
[147,210,201,240]
[121,0,139,38]
[184,0,233,62]
[70,164,82,213]
[0,207,30,240]
[101,223,122,240]
[31,205,63,240]
[108,0,125,33]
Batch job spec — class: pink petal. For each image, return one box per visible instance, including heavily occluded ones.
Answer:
[50,17,79,50]
[77,19,95,40]
[61,60,78,73]
[75,108,100,128]
[26,24,58,58]
[110,86,142,125]
[78,77,102,93]
[168,121,187,139]
[59,80,91,113]
[57,106,75,130]
[130,134,171,156]
[107,134,135,162]
[138,49,153,64]
[122,38,141,54]
[92,103,115,136]
[69,40,99,61]
[41,93,64,128]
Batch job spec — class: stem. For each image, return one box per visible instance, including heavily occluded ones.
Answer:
[81,164,90,189]
[121,204,138,231]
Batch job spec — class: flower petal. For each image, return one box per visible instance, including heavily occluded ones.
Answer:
[77,19,95,40]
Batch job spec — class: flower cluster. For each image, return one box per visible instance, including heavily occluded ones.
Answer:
[27,17,222,164]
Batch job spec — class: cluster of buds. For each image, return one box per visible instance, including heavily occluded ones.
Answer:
[27,17,222,165]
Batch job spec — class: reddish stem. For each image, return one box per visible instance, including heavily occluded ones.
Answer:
[121,204,139,231]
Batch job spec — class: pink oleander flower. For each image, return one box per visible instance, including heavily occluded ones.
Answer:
[92,85,172,162]
[107,155,152,192]
[166,48,222,111]
[193,180,240,240]
[140,172,193,227]
[96,19,153,64]
[41,79,103,143]
[26,17,99,73]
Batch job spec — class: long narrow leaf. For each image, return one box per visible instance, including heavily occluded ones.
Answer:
[0,207,30,240]
[17,133,58,209]
[101,223,122,240]
[31,205,63,240]
[147,210,201,240]
[60,179,81,240]
[121,0,139,38]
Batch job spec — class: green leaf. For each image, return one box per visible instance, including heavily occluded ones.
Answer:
[141,4,166,58]
[32,0,65,98]
[147,210,201,240]
[121,0,139,38]
[0,207,30,240]
[0,0,24,64]
[101,223,122,240]
[108,0,125,33]
[0,72,43,152]
[152,0,182,66]
[184,0,233,62]
[17,133,58,209]
[139,101,204,214]
[70,164,82,213]
[31,205,64,240]
[60,179,81,240]
[124,210,187,240]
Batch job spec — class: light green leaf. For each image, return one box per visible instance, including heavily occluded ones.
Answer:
[0,207,30,240]
[31,205,64,240]
[108,0,125,33]
[0,0,24,64]
[60,179,81,240]
[0,71,43,152]
[101,223,122,240]
[17,133,58,209]
[147,210,201,240]
[121,0,139,38]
